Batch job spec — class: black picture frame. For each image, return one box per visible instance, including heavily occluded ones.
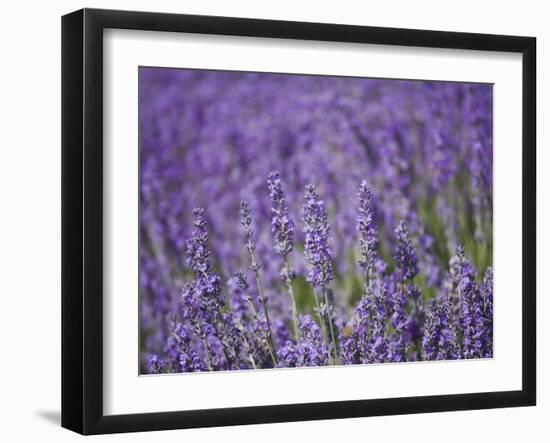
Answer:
[61,8,536,435]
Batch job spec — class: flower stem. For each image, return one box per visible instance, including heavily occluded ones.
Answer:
[235,318,258,370]
[284,258,300,340]
[323,288,339,365]
[248,251,277,357]
[214,318,234,368]
[312,289,331,361]
[218,313,239,367]
[245,295,278,366]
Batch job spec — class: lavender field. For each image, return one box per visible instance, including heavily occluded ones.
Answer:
[139,67,493,374]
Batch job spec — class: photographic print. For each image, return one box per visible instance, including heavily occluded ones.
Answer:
[139,67,493,374]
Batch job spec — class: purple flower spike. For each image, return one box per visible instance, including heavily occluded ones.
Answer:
[357,180,378,280]
[277,315,329,367]
[234,270,250,293]
[421,294,459,361]
[370,280,389,362]
[268,172,300,339]
[147,354,164,374]
[421,299,439,361]
[482,267,493,358]
[344,279,389,364]
[183,208,236,369]
[170,322,204,372]
[239,201,257,258]
[459,261,485,359]
[268,171,295,258]
[393,221,419,281]
[296,315,330,366]
[186,208,212,276]
[389,288,409,362]
[303,184,333,288]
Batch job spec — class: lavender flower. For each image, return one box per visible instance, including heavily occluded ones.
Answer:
[348,293,372,364]
[303,184,339,363]
[239,201,257,265]
[158,314,206,372]
[233,270,277,366]
[186,208,212,275]
[357,180,378,282]
[183,208,240,369]
[344,279,389,364]
[369,280,389,362]
[393,221,419,281]
[277,315,329,367]
[482,267,494,358]
[267,171,294,258]
[422,293,458,361]
[421,299,439,361]
[238,201,277,364]
[388,287,410,362]
[303,184,333,289]
[459,260,485,359]
[268,171,300,339]
[173,324,204,372]
[147,354,164,374]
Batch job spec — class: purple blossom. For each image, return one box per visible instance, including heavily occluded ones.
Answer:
[277,315,329,367]
[268,171,300,338]
[159,315,206,372]
[388,287,410,362]
[343,279,389,364]
[481,267,494,358]
[239,201,257,260]
[357,180,378,281]
[303,184,333,288]
[186,208,212,276]
[267,171,294,258]
[422,293,459,361]
[459,260,485,359]
[147,354,164,374]
[393,221,419,281]
[369,281,389,362]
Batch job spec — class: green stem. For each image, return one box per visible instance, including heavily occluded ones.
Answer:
[312,288,331,361]
[248,252,277,356]
[323,288,339,365]
[245,297,278,366]
[284,257,300,339]
[235,318,258,370]
[256,274,274,340]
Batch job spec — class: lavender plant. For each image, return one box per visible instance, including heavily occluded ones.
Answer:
[303,184,339,363]
[267,172,299,339]
[139,69,493,373]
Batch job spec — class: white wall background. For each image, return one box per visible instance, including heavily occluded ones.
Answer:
[0,0,546,441]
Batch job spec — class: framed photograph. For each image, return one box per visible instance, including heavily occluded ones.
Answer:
[61,8,536,435]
